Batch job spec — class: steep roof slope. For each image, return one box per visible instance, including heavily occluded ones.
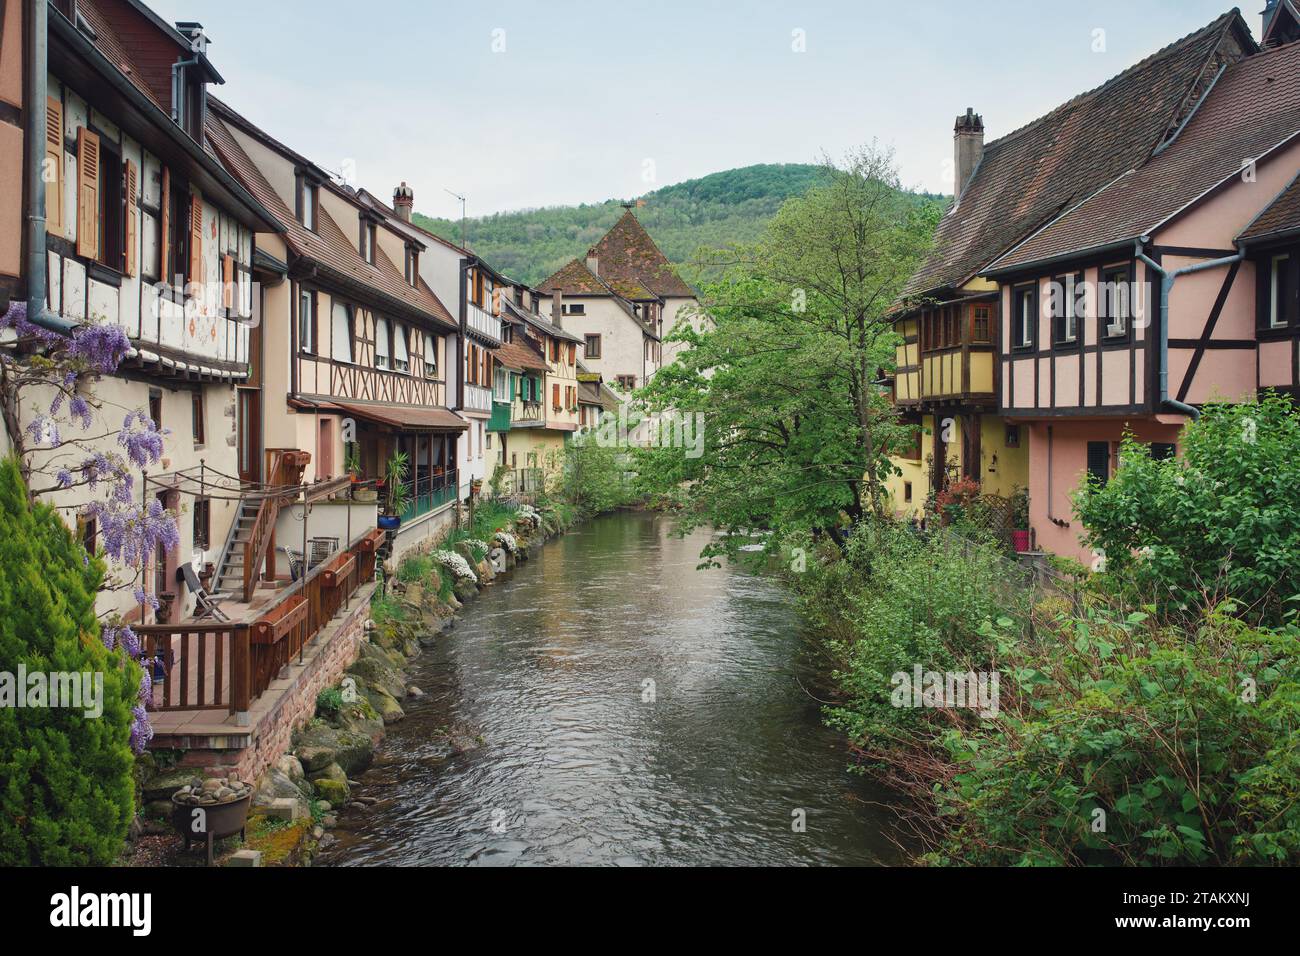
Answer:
[992,38,1300,271]
[205,109,456,330]
[904,11,1254,297]
[1240,170,1300,243]
[539,211,695,299]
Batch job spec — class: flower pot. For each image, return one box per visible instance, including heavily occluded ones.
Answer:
[171,790,253,867]
[378,515,403,531]
[1011,530,1031,553]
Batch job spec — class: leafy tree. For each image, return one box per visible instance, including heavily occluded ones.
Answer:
[1076,394,1300,625]
[0,457,139,865]
[560,430,636,515]
[635,146,941,560]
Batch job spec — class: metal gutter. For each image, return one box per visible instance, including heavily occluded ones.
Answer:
[1134,237,1245,421]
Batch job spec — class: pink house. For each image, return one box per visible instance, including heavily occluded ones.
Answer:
[973,6,1300,563]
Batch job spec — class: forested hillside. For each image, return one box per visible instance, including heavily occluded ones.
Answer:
[413,164,839,285]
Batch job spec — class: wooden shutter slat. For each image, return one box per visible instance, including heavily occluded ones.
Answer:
[75,127,100,260]
[44,98,64,235]
[188,194,203,284]
[124,159,138,277]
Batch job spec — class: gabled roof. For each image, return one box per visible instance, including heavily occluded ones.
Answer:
[903,10,1255,297]
[1239,169,1300,244]
[205,107,456,331]
[539,211,694,299]
[991,36,1300,272]
[1263,0,1300,47]
[494,338,550,373]
[505,299,583,345]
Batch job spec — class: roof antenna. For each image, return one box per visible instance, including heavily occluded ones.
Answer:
[444,188,467,249]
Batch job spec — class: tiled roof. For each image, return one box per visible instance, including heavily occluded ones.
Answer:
[904,11,1251,297]
[334,403,467,432]
[993,37,1300,271]
[504,299,584,344]
[205,109,457,331]
[495,339,549,372]
[539,211,695,299]
[1239,170,1300,243]
[539,258,607,295]
[76,0,168,109]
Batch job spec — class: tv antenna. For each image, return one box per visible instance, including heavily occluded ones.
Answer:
[445,188,467,249]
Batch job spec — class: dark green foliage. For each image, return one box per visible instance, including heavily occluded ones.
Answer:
[0,457,138,865]
[414,163,940,285]
[1076,394,1300,625]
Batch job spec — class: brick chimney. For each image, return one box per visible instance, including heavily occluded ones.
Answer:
[393,182,414,222]
[586,255,599,276]
[953,108,985,201]
[551,290,563,329]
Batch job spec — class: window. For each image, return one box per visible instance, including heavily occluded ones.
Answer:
[1052,273,1082,345]
[79,515,97,556]
[405,247,419,286]
[164,174,192,286]
[392,323,409,372]
[584,334,601,359]
[1151,442,1177,461]
[360,221,376,265]
[96,142,123,270]
[1005,425,1020,449]
[903,481,913,503]
[1087,441,1111,486]
[191,391,205,446]
[299,178,317,231]
[1269,254,1292,329]
[331,302,353,363]
[375,318,390,369]
[424,335,438,378]
[148,388,162,429]
[1012,285,1037,350]
[299,288,316,354]
[193,497,211,551]
[1100,265,1131,338]
[616,374,637,391]
[563,303,586,315]
[552,382,561,410]
[568,343,577,365]
[971,304,992,343]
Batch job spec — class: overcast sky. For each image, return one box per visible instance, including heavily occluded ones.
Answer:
[147,1,1266,221]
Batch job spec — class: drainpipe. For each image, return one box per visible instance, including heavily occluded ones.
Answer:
[170,57,200,125]
[23,0,74,335]
[1134,237,1245,421]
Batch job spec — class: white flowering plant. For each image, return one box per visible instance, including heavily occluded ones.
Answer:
[433,549,477,583]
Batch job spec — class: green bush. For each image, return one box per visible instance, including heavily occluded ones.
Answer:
[933,603,1300,865]
[1077,394,1300,625]
[0,458,139,865]
[800,521,1021,750]
[316,687,344,718]
[397,554,432,584]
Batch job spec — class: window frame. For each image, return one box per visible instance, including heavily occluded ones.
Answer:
[970,302,992,344]
[1269,253,1292,329]
[298,286,317,355]
[584,333,601,359]
[191,390,205,447]
[1051,272,1084,346]
[375,317,391,370]
[1011,283,1038,351]
[1100,263,1134,341]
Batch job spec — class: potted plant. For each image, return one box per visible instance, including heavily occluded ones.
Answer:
[378,450,409,530]
[344,444,362,484]
[1010,488,1031,553]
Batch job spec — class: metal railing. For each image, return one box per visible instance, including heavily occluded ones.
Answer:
[400,468,459,521]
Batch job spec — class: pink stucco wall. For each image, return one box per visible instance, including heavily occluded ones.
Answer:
[1027,419,1183,564]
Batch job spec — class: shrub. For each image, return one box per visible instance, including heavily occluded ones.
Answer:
[316,687,344,718]
[933,603,1300,865]
[0,458,139,865]
[397,554,433,584]
[1076,394,1300,625]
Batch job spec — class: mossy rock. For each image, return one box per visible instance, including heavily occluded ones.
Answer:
[361,685,406,725]
[348,647,407,700]
[312,776,349,806]
[245,814,314,866]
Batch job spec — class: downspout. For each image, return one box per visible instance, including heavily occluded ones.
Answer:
[23,0,74,335]
[1134,237,1245,422]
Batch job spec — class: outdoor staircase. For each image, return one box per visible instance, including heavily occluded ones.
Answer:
[214,498,260,597]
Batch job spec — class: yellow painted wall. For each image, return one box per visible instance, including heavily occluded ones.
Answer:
[883,412,1030,517]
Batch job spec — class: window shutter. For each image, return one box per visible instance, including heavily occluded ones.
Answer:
[44,97,64,235]
[1086,442,1110,485]
[124,159,138,277]
[75,127,100,260]
[160,166,170,280]
[188,194,203,283]
[568,343,576,364]
[552,382,560,408]
[222,254,234,309]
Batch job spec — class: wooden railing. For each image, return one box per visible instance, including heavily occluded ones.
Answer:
[138,527,384,718]
[242,448,310,602]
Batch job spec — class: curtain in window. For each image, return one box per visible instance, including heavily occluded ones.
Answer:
[331,302,352,362]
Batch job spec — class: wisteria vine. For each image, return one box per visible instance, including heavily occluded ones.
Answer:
[2,301,175,753]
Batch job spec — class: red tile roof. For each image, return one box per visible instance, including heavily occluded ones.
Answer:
[539,211,694,299]
[494,339,550,372]
[1240,170,1300,243]
[205,107,457,331]
[992,37,1300,271]
[904,11,1253,296]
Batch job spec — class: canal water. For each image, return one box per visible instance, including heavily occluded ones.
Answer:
[322,511,900,866]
